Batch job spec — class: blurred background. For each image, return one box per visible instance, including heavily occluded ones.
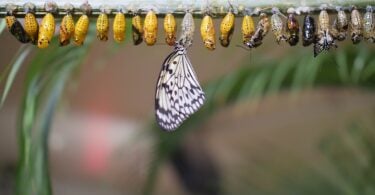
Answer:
[0,15,375,195]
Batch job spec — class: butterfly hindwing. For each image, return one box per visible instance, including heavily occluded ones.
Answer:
[155,46,205,131]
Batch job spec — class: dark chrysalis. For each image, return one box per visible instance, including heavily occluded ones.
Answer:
[286,13,300,46]
[302,14,316,46]
[132,14,144,45]
[10,19,31,43]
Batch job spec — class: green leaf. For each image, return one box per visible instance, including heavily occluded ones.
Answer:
[26,61,76,195]
[350,47,368,84]
[336,50,350,83]
[267,58,295,94]
[16,26,95,195]
[361,59,375,81]
[0,19,6,35]
[1,45,32,107]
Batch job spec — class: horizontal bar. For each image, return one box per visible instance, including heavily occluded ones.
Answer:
[0,0,373,18]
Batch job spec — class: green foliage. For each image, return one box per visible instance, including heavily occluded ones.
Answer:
[320,122,375,195]
[14,31,95,194]
[0,19,6,35]
[0,45,32,107]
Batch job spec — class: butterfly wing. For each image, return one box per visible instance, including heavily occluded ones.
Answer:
[155,47,205,131]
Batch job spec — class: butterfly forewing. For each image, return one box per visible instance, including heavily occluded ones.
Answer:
[155,46,205,131]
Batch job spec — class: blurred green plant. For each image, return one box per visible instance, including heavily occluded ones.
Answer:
[0,19,6,35]
[15,37,94,194]
[0,25,95,194]
[0,45,32,107]
[320,122,375,195]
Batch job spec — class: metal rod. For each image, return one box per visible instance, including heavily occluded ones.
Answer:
[0,0,374,18]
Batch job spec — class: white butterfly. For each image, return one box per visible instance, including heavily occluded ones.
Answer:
[155,44,205,131]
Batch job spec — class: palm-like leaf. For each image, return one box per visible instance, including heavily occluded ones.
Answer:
[15,28,95,195]
[0,45,32,107]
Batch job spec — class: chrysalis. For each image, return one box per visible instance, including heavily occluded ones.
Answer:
[59,6,75,46]
[113,10,126,43]
[332,7,348,41]
[244,12,270,48]
[363,6,374,43]
[74,3,91,46]
[271,8,287,44]
[241,13,255,46]
[286,11,300,46]
[350,7,363,44]
[302,14,316,46]
[143,10,158,46]
[38,13,55,48]
[219,7,235,47]
[164,13,177,46]
[200,14,216,50]
[131,13,143,45]
[96,11,110,41]
[24,4,38,44]
[314,9,337,57]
